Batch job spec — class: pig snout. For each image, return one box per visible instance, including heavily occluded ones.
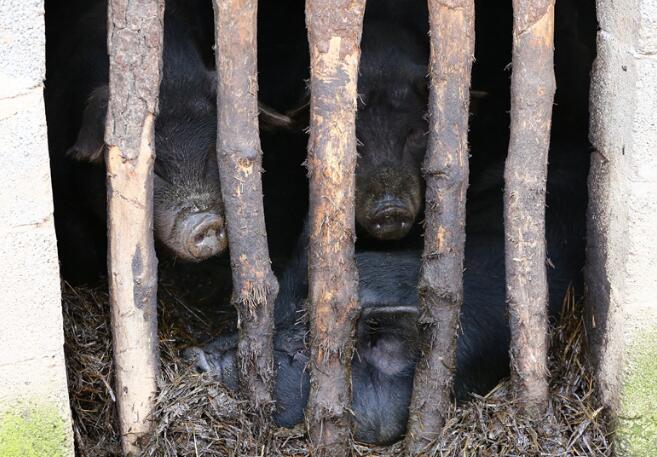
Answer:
[366,198,414,240]
[179,212,227,261]
[156,204,228,262]
[183,345,238,391]
[356,166,423,241]
[153,174,227,262]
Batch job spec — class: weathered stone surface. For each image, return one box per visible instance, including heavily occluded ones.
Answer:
[587,0,657,454]
[0,0,73,454]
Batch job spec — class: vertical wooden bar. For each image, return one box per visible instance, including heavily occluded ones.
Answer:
[304,0,366,455]
[212,0,279,411]
[104,0,164,455]
[504,0,556,416]
[404,0,475,454]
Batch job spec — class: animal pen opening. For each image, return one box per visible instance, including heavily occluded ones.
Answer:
[3,0,657,456]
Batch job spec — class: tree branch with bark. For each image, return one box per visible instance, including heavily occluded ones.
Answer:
[304,0,367,455]
[212,0,279,415]
[504,0,556,418]
[404,0,475,454]
[105,0,164,455]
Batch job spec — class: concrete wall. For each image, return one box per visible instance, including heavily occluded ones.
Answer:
[0,0,74,455]
[587,0,657,454]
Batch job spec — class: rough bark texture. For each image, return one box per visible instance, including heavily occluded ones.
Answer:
[403,1,475,454]
[213,0,278,412]
[504,0,556,417]
[104,1,164,455]
[304,1,366,455]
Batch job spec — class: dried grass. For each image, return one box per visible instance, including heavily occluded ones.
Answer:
[63,282,611,456]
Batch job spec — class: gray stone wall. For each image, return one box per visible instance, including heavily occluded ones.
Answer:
[0,0,74,454]
[587,0,657,454]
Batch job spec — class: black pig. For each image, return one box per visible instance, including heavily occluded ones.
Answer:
[267,1,430,243]
[185,246,421,444]
[354,5,430,241]
[46,0,287,282]
[186,216,581,444]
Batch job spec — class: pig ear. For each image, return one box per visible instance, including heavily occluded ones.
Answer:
[259,102,300,131]
[66,85,109,164]
[259,94,310,132]
[206,69,307,131]
[356,306,419,376]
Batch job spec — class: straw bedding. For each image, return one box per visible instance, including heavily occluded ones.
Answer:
[62,276,611,456]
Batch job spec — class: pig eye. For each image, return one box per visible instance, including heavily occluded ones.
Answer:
[406,129,427,150]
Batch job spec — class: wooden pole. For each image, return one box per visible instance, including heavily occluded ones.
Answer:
[504,0,556,417]
[212,0,279,412]
[105,0,164,455]
[304,0,366,455]
[404,0,475,454]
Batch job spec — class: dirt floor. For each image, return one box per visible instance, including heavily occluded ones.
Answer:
[62,262,612,456]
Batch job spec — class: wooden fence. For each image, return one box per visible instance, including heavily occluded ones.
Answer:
[104,0,555,455]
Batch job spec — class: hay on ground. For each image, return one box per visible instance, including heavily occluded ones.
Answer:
[62,282,611,456]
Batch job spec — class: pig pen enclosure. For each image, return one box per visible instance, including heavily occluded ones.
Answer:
[2,0,657,456]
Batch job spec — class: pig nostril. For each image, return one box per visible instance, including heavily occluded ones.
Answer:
[182,213,227,261]
[215,228,228,251]
[367,204,414,240]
